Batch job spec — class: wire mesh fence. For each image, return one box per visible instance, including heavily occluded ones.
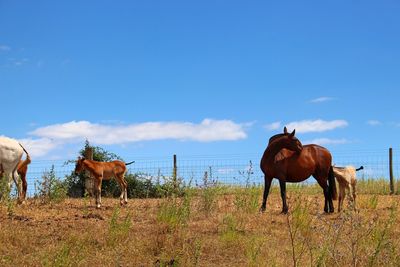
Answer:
[20,148,400,197]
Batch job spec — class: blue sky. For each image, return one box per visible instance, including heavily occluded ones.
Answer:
[1,1,399,161]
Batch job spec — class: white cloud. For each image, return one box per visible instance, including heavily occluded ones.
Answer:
[286,119,348,133]
[18,138,58,157]
[30,119,248,145]
[0,45,11,51]
[264,121,282,131]
[304,138,349,145]
[309,97,335,103]
[367,120,381,126]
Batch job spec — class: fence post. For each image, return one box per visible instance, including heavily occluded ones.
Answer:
[389,148,394,195]
[173,154,177,190]
[84,147,94,196]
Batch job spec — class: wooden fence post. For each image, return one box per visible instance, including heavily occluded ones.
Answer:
[389,148,394,195]
[84,146,94,196]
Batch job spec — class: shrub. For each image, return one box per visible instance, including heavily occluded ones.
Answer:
[35,165,67,203]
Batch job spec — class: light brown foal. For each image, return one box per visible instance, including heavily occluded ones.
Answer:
[75,157,134,208]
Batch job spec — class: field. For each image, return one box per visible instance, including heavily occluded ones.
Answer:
[1,184,400,267]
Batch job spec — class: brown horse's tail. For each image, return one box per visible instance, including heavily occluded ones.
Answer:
[328,166,338,201]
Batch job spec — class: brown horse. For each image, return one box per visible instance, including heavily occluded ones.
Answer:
[75,157,135,208]
[17,151,31,202]
[260,128,337,213]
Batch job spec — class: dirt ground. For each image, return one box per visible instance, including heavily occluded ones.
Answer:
[1,192,400,266]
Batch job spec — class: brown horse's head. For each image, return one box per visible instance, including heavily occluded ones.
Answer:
[274,129,303,153]
[74,157,85,175]
[287,129,303,153]
[268,126,289,144]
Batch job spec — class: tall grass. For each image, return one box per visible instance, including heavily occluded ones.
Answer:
[157,193,192,230]
[107,206,132,246]
[2,179,400,266]
[0,175,15,217]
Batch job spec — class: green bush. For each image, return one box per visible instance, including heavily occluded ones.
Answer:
[35,165,67,203]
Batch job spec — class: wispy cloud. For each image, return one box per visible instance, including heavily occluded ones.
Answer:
[304,138,349,145]
[8,58,29,67]
[367,120,382,126]
[264,121,282,131]
[37,60,44,68]
[30,119,248,145]
[18,138,59,157]
[286,119,348,133]
[0,45,11,51]
[61,59,71,66]
[309,97,335,103]
[24,119,248,157]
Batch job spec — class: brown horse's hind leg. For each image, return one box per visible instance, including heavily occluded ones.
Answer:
[260,175,272,212]
[115,174,128,206]
[279,180,288,214]
[315,177,331,213]
[122,178,128,204]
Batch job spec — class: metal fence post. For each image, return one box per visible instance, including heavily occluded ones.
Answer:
[173,154,177,190]
[390,148,394,195]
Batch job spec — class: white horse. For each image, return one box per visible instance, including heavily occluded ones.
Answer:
[332,165,363,212]
[0,136,29,202]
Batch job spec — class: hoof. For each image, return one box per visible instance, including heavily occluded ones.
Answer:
[96,204,101,209]
[259,207,266,213]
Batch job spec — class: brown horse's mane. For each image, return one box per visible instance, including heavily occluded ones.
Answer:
[267,127,297,163]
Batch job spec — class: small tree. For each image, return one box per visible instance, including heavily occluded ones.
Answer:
[35,165,67,203]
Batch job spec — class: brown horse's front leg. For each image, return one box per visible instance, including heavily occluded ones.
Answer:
[279,180,288,214]
[95,178,102,209]
[260,176,272,212]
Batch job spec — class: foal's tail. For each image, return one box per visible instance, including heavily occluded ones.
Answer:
[19,143,30,161]
[18,143,31,166]
[356,166,364,171]
[125,161,135,166]
[328,166,338,201]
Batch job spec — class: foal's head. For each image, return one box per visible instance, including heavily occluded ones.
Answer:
[273,128,303,153]
[74,157,85,175]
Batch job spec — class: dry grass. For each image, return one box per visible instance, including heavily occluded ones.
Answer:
[1,188,400,266]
